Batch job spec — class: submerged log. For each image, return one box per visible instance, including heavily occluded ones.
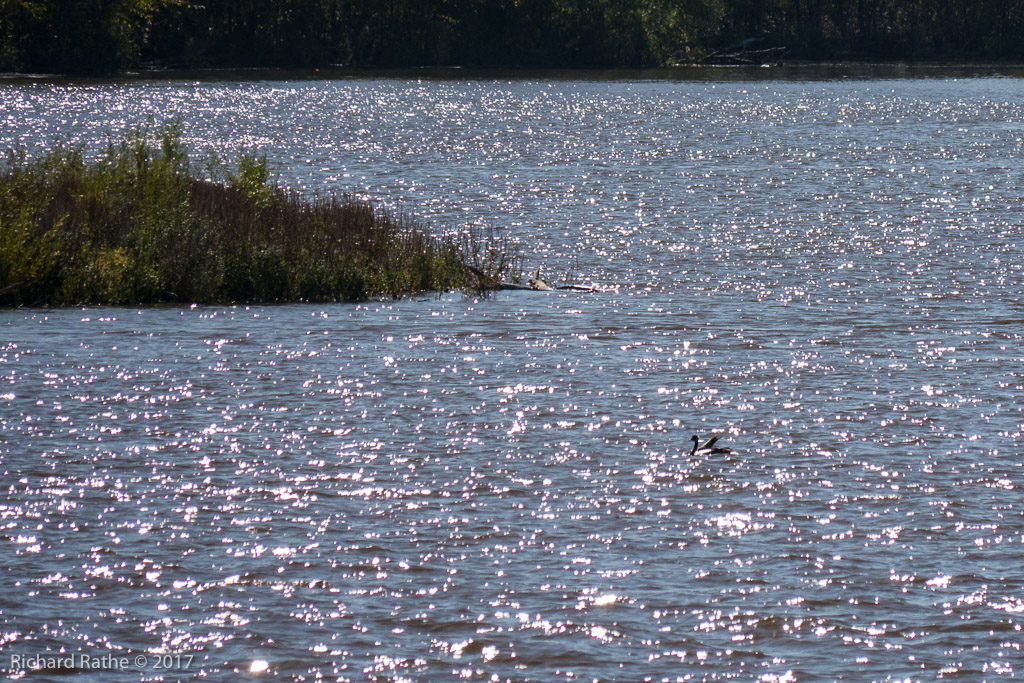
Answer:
[488,268,601,292]
[498,281,600,292]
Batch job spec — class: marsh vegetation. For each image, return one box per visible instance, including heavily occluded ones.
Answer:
[0,125,518,306]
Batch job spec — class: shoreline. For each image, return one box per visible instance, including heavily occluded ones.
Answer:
[4,61,1024,84]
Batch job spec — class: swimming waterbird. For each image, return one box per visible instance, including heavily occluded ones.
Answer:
[689,434,731,455]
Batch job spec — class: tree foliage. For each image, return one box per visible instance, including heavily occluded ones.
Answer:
[1,0,175,73]
[1,0,1022,74]
[713,0,1024,60]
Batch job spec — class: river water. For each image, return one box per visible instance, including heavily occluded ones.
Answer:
[2,67,1024,681]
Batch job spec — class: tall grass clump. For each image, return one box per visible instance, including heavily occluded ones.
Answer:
[0,124,518,306]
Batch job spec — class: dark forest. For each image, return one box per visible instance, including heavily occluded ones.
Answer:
[2,0,1023,75]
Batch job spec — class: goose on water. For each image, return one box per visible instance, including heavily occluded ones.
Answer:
[528,268,552,291]
[689,434,730,455]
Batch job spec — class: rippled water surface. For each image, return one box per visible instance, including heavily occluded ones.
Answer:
[3,69,1024,681]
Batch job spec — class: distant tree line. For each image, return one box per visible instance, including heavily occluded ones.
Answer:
[2,0,1023,75]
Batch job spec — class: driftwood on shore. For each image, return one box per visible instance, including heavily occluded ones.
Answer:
[675,38,788,66]
[705,45,788,65]
[0,282,22,297]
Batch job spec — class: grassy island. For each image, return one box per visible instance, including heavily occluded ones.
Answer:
[0,126,518,306]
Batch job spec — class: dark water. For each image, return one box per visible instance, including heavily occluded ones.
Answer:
[3,69,1024,681]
